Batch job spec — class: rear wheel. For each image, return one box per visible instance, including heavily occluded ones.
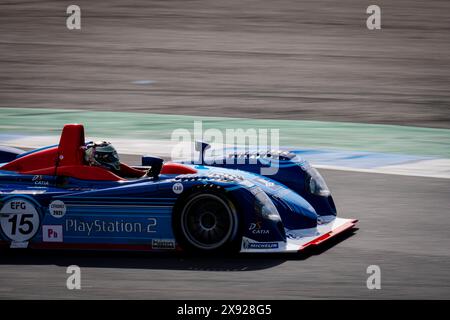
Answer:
[175,192,240,252]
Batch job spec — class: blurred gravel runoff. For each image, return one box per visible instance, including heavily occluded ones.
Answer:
[0,0,449,127]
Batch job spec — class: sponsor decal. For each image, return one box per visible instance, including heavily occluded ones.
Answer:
[248,222,270,235]
[172,182,184,194]
[43,225,63,242]
[10,241,29,249]
[247,242,278,249]
[242,238,279,250]
[152,238,176,250]
[65,218,157,236]
[0,198,40,242]
[32,175,49,186]
[49,200,66,219]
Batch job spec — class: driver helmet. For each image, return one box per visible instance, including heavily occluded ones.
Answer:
[84,141,120,171]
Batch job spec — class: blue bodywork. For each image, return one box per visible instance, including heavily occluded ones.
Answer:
[0,145,338,251]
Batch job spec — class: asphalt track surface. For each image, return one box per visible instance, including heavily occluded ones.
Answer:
[0,0,450,299]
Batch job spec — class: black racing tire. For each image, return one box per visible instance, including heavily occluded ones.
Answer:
[173,191,240,253]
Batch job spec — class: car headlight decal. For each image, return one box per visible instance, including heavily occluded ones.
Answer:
[306,167,330,196]
[252,189,281,221]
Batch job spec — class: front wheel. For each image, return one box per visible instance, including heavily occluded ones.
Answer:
[174,192,240,252]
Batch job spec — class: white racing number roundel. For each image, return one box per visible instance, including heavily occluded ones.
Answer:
[49,200,66,218]
[0,198,40,242]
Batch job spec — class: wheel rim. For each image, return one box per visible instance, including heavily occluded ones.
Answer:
[181,194,236,250]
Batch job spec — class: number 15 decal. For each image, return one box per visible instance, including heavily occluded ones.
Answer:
[0,198,40,242]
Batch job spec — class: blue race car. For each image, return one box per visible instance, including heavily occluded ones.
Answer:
[0,124,356,253]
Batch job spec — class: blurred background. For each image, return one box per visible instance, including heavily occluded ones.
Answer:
[0,0,449,127]
[0,0,449,300]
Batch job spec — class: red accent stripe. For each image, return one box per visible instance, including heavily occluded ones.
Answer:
[299,219,358,251]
